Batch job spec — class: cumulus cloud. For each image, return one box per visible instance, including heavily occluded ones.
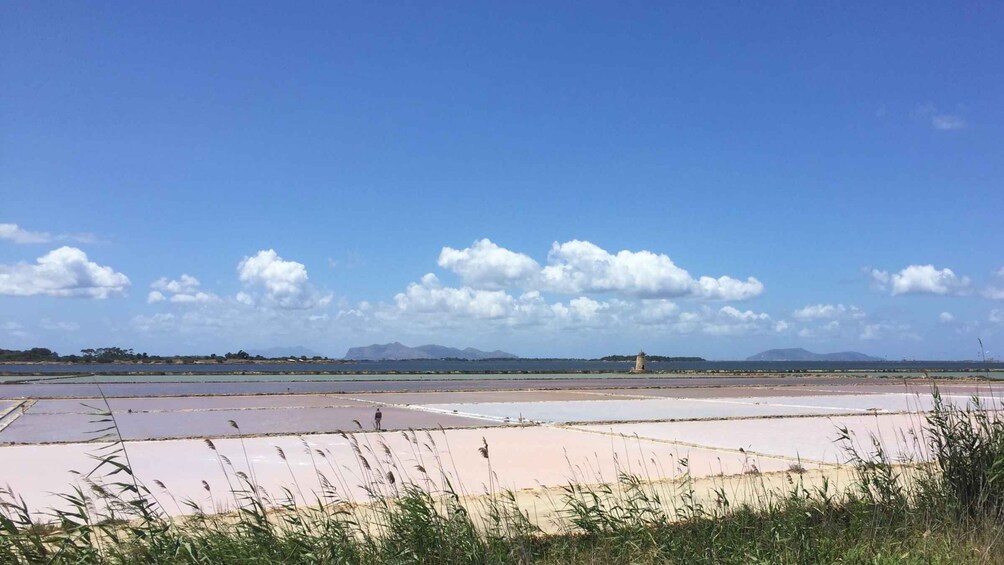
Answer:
[991,310,1004,324]
[440,239,763,300]
[0,246,130,298]
[392,273,517,319]
[148,274,217,304]
[871,264,971,296]
[237,249,331,309]
[539,240,691,296]
[381,238,774,338]
[541,240,763,299]
[438,239,540,289]
[699,306,774,336]
[632,299,680,325]
[566,296,606,320]
[939,312,955,323]
[793,303,865,320]
[385,271,775,337]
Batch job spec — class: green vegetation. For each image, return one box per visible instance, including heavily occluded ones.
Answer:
[598,354,706,362]
[1,390,1001,564]
[0,348,60,362]
[0,347,331,363]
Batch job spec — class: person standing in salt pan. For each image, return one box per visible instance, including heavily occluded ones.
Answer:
[374,408,383,431]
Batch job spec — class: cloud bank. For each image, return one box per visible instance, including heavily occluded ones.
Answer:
[0,223,99,245]
[438,239,764,301]
[148,275,217,304]
[0,246,130,298]
[871,264,971,296]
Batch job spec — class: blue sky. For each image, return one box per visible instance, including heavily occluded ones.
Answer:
[2,2,1002,359]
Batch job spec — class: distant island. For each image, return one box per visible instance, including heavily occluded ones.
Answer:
[343,342,518,361]
[746,348,883,362]
[0,347,338,364]
[598,355,705,362]
[247,346,324,359]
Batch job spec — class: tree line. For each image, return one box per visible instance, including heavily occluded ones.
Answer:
[0,348,329,363]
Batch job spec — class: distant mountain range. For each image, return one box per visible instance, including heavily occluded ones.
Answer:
[344,342,518,361]
[247,346,325,359]
[746,348,883,362]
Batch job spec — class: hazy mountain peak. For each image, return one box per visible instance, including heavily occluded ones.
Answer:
[746,348,882,362]
[344,343,518,361]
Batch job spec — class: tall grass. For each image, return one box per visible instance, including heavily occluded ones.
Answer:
[2,388,1003,564]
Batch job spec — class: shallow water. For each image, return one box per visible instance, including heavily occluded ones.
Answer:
[1,405,497,443]
[0,375,887,399]
[2,359,1002,375]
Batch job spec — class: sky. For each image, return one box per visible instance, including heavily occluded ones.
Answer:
[1,2,1002,360]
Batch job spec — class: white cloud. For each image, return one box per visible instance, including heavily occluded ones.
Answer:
[538,240,762,300]
[694,275,764,301]
[170,292,217,304]
[383,237,775,337]
[699,306,774,336]
[914,103,967,131]
[567,296,606,320]
[939,312,955,323]
[0,223,52,244]
[543,240,683,296]
[632,299,680,325]
[436,239,763,300]
[384,272,774,337]
[438,239,540,289]
[0,246,130,298]
[982,267,1004,300]
[871,265,971,296]
[931,114,966,130]
[148,274,217,304]
[237,249,330,309]
[392,273,516,320]
[0,321,28,338]
[39,318,80,331]
[152,274,199,294]
[860,322,915,341]
[793,304,865,320]
[990,309,1004,324]
[131,313,177,332]
[0,223,100,245]
[719,305,770,322]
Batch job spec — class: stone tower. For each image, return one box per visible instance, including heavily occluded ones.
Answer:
[631,350,647,373]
